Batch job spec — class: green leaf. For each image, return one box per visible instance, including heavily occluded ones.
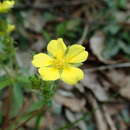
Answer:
[103,24,120,35]
[66,19,81,31]
[0,111,3,125]
[28,99,45,112]
[117,0,127,8]
[11,83,24,116]
[56,19,81,37]
[121,109,130,123]
[43,12,56,22]
[42,30,51,42]
[0,76,10,90]
[119,41,130,55]
[102,39,120,59]
[56,22,67,36]
[105,0,116,8]
[14,111,38,129]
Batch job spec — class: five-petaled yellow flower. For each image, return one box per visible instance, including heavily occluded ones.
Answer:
[0,0,15,13]
[32,38,88,85]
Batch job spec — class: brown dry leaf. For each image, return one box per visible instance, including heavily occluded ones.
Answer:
[90,31,115,64]
[103,106,117,130]
[118,117,127,130]
[31,37,46,51]
[106,70,130,100]
[54,94,86,112]
[106,70,127,87]
[24,11,45,32]
[81,72,109,102]
[120,82,130,100]
[16,50,35,75]
[59,82,73,91]
[65,109,88,130]
[16,50,32,68]
[87,94,108,130]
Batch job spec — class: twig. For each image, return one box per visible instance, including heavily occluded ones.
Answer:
[87,94,108,130]
[78,25,88,44]
[85,62,130,72]
[103,106,117,130]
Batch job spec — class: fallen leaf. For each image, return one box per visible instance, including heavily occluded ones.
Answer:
[31,37,45,51]
[106,70,130,100]
[24,11,45,32]
[81,72,109,102]
[55,94,86,112]
[87,94,108,130]
[120,82,130,100]
[103,105,117,130]
[90,31,115,64]
[65,109,88,130]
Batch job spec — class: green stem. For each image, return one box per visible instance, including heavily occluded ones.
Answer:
[34,113,42,130]
[14,106,47,130]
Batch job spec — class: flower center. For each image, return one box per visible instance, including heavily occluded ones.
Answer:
[53,58,65,69]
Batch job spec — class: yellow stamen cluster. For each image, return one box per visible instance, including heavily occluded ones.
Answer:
[52,58,66,69]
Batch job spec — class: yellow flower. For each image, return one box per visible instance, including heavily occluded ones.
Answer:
[7,24,15,33]
[32,38,88,85]
[0,24,15,35]
[0,0,15,13]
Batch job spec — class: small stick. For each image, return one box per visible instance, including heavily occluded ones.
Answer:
[78,25,88,44]
[103,106,117,130]
[85,62,130,72]
[87,94,108,130]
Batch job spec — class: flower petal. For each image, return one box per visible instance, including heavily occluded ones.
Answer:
[38,67,60,80]
[66,44,88,63]
[61,66,84,85]
[32,53,53,68]
[47,38,67,58]
[0,1,15,13]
